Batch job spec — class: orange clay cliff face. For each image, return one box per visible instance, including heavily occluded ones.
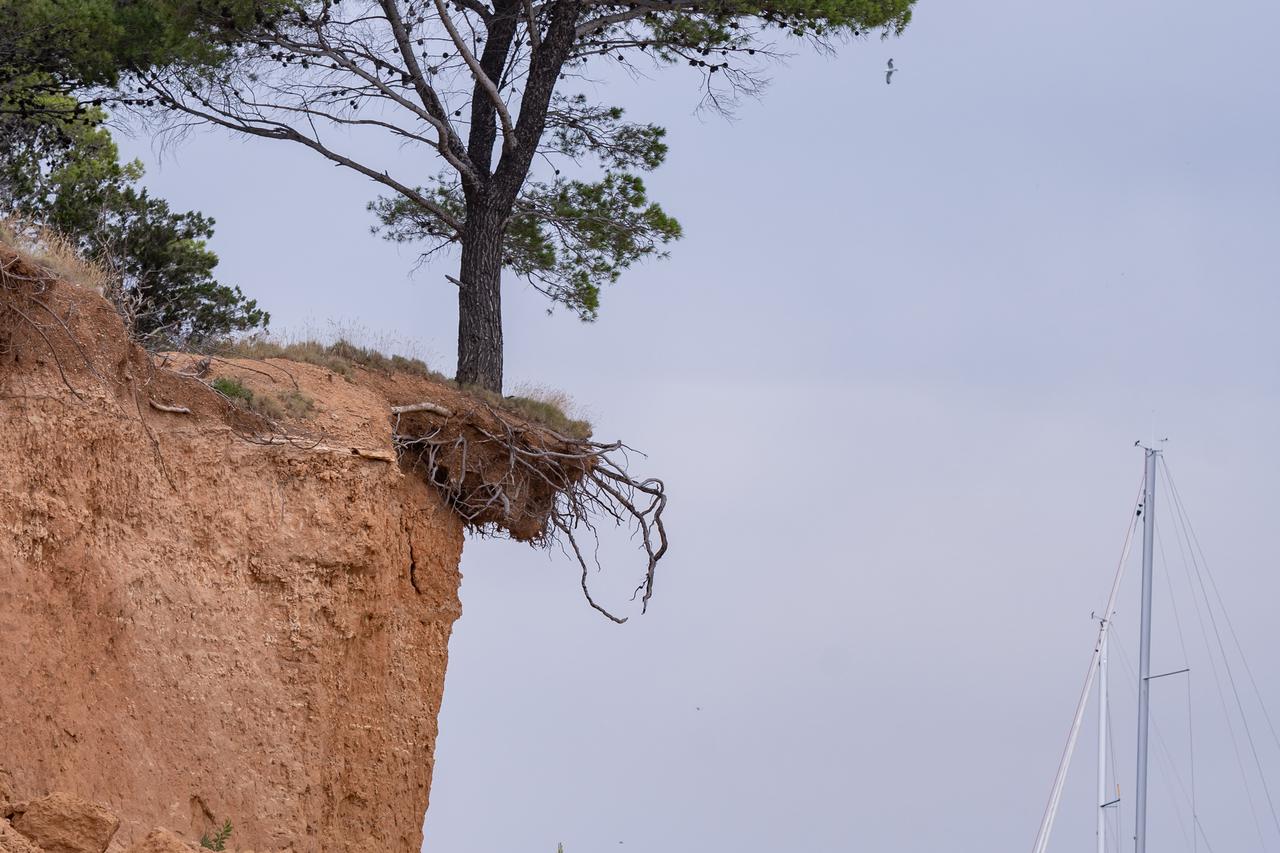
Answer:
[0,244,540,852]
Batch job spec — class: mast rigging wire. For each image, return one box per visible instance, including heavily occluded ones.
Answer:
[1110,629,1202,852]
[1164,460,1280,753]
[1157,524,1199,853]
[1162,458,1280,844]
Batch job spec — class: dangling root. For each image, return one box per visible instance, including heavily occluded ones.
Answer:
[392,402,668,623]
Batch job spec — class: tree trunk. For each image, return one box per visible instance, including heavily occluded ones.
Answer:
[455,203,505,393]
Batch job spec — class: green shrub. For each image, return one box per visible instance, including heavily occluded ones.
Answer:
[211,376,252,403]
[199,819,232,850]
[504,395,592,440]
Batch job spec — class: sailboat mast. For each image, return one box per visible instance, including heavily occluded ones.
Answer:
[1135,448,1159,853]
[1097,628,1108,853]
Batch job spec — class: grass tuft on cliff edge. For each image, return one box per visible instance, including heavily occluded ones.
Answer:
[207,336,592,439]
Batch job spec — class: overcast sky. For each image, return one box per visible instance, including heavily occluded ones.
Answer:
[117,0,1280,849]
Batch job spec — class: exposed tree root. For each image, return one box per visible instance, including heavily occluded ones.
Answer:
[148,399,192,414]
[253,433,397,463]
[393,403,667,623]
[391,401,454,417]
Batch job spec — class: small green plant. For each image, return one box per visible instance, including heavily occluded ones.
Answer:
[199,818,232,850]
[211,376,252,403]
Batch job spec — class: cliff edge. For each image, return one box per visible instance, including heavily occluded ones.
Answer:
[0,243,558,851]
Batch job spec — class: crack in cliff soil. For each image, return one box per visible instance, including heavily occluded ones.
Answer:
[408,539,422,595]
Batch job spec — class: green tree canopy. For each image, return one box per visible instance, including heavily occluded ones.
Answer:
[130,0,913,390]
[0,0,221,118]
[0,0,267,344]
[0,96,267,344]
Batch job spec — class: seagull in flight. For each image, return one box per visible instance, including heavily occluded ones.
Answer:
[885,57,896,85]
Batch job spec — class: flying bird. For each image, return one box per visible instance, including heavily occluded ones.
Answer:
[885,58,896,85]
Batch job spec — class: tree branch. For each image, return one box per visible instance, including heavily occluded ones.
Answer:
[492,0,583,203]
[145,75,465,234]
[573,0,702,37]
[522,0,543,49]
[433,0,518,154]
[376,0,478,176]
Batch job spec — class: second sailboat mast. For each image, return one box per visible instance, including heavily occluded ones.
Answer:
[1134,448,1160,853]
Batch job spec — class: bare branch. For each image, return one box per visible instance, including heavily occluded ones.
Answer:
[390,400,455,416]
[574,0,702,37]
[143,74,466,234]
[522,0,543,50]
[375,0,480,175]
[432,0,518,154]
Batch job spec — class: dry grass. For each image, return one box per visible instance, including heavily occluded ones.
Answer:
[208,335,449,383]
[471,382,593,440]
[249,388,314,421]
[210,373,314,422]
[0,228,592,440]
[208,336,591,437]
[0,218,115,295]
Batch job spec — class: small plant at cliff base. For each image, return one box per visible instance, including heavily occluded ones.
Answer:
[199,818,233,851]
[127,0,915,393]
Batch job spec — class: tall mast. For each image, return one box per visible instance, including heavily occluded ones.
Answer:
[1097,628,1109,853]
[1135,449,1159,853]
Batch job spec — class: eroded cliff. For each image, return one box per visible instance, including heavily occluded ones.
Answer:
[0,245,471,852]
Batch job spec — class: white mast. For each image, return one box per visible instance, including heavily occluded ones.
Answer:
[1097,629,1109,853]
[1032,460,1145,853]
[1031,520,1140,853]
[1134,448,1159,853]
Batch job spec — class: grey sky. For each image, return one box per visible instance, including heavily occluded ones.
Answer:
[117,0,1280,849]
